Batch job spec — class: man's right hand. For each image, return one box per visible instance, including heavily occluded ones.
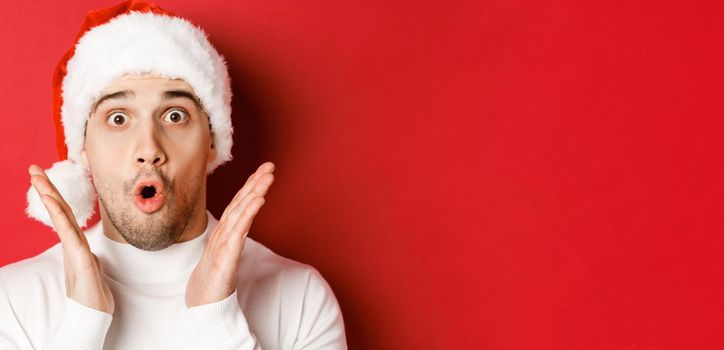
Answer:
[29,164,115,314]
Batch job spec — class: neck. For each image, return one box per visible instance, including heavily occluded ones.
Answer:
[88,210,218,284]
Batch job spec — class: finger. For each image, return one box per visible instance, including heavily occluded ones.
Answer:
[30,174,83,234]
[234,196,266,235]
[227,162,274,210]
[213,162,274,249]
[29,165,61,202]
[227,196,266,263]
[232,173,274,219]
[28,164,45,177]
[29,166,75,216]
[29,165,66,197]
[30,167,87,246]
[221,172,274,239]
[39,194,85,251]
[29,165,61,195]
[220,162,274,222]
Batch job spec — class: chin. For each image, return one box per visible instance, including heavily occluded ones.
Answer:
[106,201,190,251]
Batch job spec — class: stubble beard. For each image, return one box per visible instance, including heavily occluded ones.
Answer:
[94,168,204,251]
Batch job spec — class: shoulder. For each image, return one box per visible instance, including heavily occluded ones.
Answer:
[236,237,346,345]
[240,239,348,347]
[238,238,341,308]
[0,243,64,291]
[240,237,327,289]
[0,242,65,339]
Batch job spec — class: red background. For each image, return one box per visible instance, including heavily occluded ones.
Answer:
[1,0,722,348]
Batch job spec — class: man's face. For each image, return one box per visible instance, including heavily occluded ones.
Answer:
[81,73,217,251]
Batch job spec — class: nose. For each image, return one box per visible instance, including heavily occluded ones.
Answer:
[137,153,165,166]
[134,122,167,169]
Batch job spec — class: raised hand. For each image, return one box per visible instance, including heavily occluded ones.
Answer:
[28,164,115,314]
[185,162,275,308]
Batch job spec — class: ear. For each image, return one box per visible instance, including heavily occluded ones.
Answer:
[207,133,217,164]
[80,148,90,168]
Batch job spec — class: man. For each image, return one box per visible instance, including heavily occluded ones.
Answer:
[0,1,347,349]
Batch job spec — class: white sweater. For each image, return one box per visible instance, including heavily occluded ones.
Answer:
[0,211,347,349]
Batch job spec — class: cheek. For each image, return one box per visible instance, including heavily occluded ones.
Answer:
[166,128,212,167]
[84,133,129,187]
[86,157,123,193]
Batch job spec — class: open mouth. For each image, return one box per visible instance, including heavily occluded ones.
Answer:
[133,180,166,213]
[140,185,157,199]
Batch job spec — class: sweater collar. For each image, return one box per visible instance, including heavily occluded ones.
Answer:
[86,210,218,284]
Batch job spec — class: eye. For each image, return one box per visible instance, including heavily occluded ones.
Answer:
[163,109,188,123]
[106,112,129,126]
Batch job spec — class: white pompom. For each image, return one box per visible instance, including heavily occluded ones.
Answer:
[26,160,97,228]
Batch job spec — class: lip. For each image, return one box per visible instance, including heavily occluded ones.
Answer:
[132,179,166,214]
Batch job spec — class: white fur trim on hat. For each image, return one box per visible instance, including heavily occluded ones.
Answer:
[26,160,97,229]
[61,11,233,173]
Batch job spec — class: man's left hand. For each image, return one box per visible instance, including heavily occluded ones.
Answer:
[185,162,275,308]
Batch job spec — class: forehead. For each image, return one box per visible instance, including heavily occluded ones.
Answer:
[91,73,206,115]
[100,73,195,94]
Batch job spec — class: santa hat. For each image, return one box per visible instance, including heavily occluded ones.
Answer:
[26,0,233,228]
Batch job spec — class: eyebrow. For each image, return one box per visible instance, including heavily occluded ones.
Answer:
[91,89,134,114]
[90,89,204,115]
[163,90,204,111]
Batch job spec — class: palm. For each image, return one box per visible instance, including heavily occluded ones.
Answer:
[29,164,115,314]
[185,162,275,307]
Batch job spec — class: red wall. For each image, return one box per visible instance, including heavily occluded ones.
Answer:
[1,0,722,348]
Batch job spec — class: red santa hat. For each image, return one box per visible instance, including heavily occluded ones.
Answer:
[26,0,233,228]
